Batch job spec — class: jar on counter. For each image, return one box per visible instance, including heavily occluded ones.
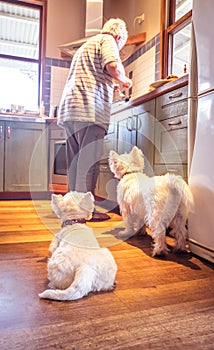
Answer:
[49,105,58,118]
[40,101,45,117]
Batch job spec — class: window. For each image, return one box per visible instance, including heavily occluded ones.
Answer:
[160,0,192,78]
[0,0,46,113]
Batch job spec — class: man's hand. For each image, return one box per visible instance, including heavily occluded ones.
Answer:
[106,61,132,89]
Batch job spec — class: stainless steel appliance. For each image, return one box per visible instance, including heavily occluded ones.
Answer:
[188,0,214,263]
[49,127,67,187]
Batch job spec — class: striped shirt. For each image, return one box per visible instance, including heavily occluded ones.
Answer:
[57,33,121,133]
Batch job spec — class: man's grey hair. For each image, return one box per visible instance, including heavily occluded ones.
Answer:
[101,18,128,46]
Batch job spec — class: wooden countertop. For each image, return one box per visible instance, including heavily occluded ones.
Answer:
[111,74,188,115]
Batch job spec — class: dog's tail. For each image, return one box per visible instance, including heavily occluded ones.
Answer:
[39,263,116,301]
[39,265,97,301]
[168,174,194,211]
[38,286,84,301]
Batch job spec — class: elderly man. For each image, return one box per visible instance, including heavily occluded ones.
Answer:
[58,18,132,221]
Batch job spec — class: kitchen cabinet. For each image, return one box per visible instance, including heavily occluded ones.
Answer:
[95,114,118,201]
[0,120,48,192]
[95,77,189,199]
[95,99,155,199]
[154,85,188,180]
[116,108,136,153]
[116,100,155,175]
[133,101,155,175]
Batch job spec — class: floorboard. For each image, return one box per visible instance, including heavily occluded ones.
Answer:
[0,200,213,350]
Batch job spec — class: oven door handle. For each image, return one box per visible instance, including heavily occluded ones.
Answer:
[54,140,66,145]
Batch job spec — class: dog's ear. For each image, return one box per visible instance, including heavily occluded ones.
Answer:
[51,194,64,217]
[86,191,94,201]
[109,150,119,167]
[51,193,58,201]
[130,146,145,171]
[51,193,62,205]
[109,150,118,161]
[131,146,143,157]
[108,152,116,175]
[81,192,94,212]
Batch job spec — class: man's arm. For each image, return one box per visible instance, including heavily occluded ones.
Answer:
[105,61,132,89]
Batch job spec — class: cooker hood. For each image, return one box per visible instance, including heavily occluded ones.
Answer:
[58,0,146,59]
[58,0,103,57]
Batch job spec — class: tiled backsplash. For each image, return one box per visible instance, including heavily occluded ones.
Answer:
[50,66,69,108]
[123,33,160,98]
[125,47,156,98]
[44,33,160,115]
[43,58,70,116]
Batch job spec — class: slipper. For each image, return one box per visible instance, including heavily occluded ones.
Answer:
[87,210,110,222]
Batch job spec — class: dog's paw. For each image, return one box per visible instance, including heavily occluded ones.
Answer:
[152,245,169,257]
[116,230,135,240]
[48,282,56,289]
[173,246,187,254]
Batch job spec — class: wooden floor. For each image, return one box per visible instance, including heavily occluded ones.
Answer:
[0,200,213,350]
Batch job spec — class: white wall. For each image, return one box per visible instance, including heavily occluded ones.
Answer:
[46,0,161,59]
[46,0,161,110]
[103,0,161,41]
[46,0,86,59]
[103,0,161,97]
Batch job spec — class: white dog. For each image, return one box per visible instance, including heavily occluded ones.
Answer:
[39,191,117,301]
[109,146,194,257]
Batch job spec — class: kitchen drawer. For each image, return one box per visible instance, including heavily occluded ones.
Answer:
[154,115,187,164]
[133,99,155,116]
[153,164,188,182]
[156,86,188,121]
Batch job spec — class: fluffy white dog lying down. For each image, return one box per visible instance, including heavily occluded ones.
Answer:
[39,191,117,301]
[109,146,194,257]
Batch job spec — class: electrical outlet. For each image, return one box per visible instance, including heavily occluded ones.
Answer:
[138,13,145,24]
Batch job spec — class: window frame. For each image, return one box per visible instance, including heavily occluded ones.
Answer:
[0,0,47,107]
[160,0,192,78]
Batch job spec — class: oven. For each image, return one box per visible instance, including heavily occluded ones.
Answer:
[49,128,68,189]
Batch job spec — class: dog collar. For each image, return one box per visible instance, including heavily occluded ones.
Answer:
[121,171,132,178]
[121,169,143,178]
[62,219,86,228]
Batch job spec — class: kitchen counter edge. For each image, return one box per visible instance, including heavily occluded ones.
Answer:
[0,114,47,123]
[0,75,188,123]
[111,74,188,115]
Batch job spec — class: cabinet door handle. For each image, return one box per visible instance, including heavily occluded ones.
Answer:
[0,125,3,139]
[137,115,142,130]
[6,126,11,139]
[132,115,138,130]
[168,169,178,174]
[168,119,182,126]
[126,116,132,131]
[168,92,183,99]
